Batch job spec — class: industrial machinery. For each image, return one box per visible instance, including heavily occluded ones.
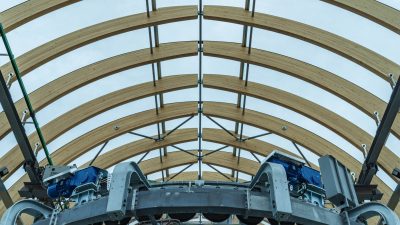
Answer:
[265,151,325,207]
[42,165,108,204]
[1,156,399,225]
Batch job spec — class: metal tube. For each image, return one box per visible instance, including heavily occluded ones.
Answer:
[207,164,234,181]
[202,145,229,157]
[241,132,271,141]
[0,23,53,165]
[251,0,256,17]
[162,115,195,139]
[292,141,312,167]
[167,164,193,181]
[128,131,158,141]
[137,151,150,164]
[89,141,109,166]
[250,152,261,163]
[198,0,204,180]
[145,0,150,17]
[234,0,251,157]
[205,115,238,140]
[171,145,198,157]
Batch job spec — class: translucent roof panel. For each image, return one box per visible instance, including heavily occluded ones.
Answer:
[0,0,399,217]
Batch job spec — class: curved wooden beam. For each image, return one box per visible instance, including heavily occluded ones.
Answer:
[1,4,395,84]
[140,150,258,175]
[0,74,197,180]
[1,40,396,142]
[7,101,392,201]
[2,101,197,179]
[321,0,400,34]
[0,5,395,139]
[83,128,199,168]
[4,124,397,214]
[86,128,304,170]
[3,126,299,211]
[203,74,398,177]
[202,102,393,203]
[0,41,198,140]
[203,41,400,139]
[2,73,397,184]
[1,75,393,197]
[47,102,197,167]
[0,6,198,82]
[204,6,400,82]
[0,0,80,32]
[1,43,397,184]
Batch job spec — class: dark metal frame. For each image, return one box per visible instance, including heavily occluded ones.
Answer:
[197,0,204,180]
[0,70,41,184]
[358,76,400,184]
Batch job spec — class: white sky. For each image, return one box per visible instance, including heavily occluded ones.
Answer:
[0,0,399,191]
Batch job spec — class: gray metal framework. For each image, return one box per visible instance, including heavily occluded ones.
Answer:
[1,160,399,225]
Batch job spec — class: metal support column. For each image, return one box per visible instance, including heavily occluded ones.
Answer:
[0,70,41,184]
[197,0,204,180]
[358,76,400,184]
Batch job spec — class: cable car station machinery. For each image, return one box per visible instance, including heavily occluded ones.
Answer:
[1,152,399,225]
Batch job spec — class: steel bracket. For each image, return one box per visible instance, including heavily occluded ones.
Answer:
[249,161,292,221]
[106,162,150,220]
[346,202,400,225]
[0,199,53,225]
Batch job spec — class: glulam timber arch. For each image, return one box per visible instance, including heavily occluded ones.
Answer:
[0,0,399,218]
[2,5,398,84]
[2,41,398,142]
[0,0,80,32]
[203,74,398,175]
[83,128,310,170]
[1,0,398,35]
[0,41,397,140]
[203,41,400,138]
[203,6,400,82]
[0,41,199,139]
[2,127,296,213]
[0,6,398,138]
[321,0,400,34]
[0,6,198,81]
[1,73,397,182]
[0,126,322,214]
[0,75,197,179]
[5,101,393,204]
[0,41,398,176]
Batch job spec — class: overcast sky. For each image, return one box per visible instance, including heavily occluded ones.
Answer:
[0,0,399,191]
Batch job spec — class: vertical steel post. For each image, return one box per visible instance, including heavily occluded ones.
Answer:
[0,70,41,184]
[198,0,204,180]
[358,76,400,184]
